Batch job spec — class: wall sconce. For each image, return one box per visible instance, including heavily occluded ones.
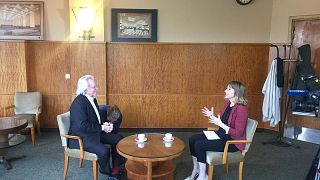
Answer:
[72,6,96,40]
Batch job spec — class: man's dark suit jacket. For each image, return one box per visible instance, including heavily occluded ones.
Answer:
[68,94,101,149]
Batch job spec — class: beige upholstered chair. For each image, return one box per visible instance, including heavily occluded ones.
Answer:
[3,92,42,146]
[206,118,258,180]
[57,112,98,180]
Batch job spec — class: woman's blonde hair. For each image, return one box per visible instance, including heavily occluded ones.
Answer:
[227,81,248,105]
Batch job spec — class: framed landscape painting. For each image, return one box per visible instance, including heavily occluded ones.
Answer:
[0,1,44,40]
[111,9,157,42]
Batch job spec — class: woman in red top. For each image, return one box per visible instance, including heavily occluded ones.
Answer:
[185,81,248,180]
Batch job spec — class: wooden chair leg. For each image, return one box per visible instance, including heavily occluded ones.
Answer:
[93,160,98,180]
[30,127,35,146]
[79,158,83,168]
[225,162,229,174]
[238,161,243,180]
[208,164,214,180]
[63,155,69,180]
[37,120,41,137]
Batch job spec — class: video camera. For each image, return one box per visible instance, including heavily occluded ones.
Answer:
[285,44,320,118]
[288,75,320,118]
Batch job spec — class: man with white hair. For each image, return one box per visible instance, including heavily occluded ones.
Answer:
[68,75,123,179]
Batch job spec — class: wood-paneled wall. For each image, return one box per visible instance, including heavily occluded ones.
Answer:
[26,41,71,128]
[107,43,269,128]
[0,41,27,116]
[4,41,317,130]
[27,41,106,128]
[0,41,106,128]
[0,41,27,94]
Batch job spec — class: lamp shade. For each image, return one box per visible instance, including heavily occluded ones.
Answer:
[72,7,96,31]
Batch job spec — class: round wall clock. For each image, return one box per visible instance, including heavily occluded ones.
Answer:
[236,0,253,5]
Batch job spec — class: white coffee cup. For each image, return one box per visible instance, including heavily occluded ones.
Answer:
[164,142,172,147]
[138,134,145,141]
[165,133,172,140]
[138,143,145,148]
[137,143,144,148]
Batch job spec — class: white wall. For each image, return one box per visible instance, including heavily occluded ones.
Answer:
[20,0,320,43]
[104,0,273,43]
[69,0,104,41]
[33,0,273,42]
[269,0,320,43]
[4,0,69,41]
[43,0,69,40]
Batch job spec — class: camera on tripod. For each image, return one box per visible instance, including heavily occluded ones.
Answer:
[289,75,320,118]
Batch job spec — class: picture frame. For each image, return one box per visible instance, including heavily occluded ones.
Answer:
[0,1,44,40]
[111,8,157,42]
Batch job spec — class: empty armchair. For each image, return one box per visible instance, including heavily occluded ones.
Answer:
[206,118,258,180]
[57,112,99,180]
[3,92,42,146]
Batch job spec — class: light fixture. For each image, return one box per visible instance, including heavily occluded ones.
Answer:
[72,6,96,40]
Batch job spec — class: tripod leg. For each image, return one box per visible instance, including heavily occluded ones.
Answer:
[0,156,12,170]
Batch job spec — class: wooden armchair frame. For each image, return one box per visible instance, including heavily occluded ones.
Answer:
[61,134,98,180]
[57,112,99,180]
[208,140,252,180]
[207,118,257,180]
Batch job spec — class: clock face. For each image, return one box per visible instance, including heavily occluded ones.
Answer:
[236,0,253,5]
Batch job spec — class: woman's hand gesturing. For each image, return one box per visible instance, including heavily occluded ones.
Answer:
[201,107,224,127]
[201,107,214,118]
[209,114,222,126]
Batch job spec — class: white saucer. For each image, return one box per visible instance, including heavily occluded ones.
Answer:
[135,137,147,143]
[163,137,174,142]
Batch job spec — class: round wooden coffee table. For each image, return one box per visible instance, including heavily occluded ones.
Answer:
[0,117,28,169]
[117,133,185,180]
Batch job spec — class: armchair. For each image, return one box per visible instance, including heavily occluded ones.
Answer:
[3,92,42,146]
[57,112,99,180]
[206,118,258,180]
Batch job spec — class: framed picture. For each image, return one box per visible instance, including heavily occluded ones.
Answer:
[0,1,44,40]
[111,9,157,42]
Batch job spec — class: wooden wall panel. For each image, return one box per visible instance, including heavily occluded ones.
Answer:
[26,41,70,94]
[0,41,27,94]
[0,95,14,116]
[25,41,71,128]
[247,95,269,129]
[109,95,266,128]
[0,41,273,129]
[41,94,72,128]
[70,42,107,97]
[107,43,269,128]
[107,44,267,95]
[23,42,107,128]
[108,95,223,128]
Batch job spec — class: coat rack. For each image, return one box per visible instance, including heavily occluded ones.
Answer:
[262,44,300,148]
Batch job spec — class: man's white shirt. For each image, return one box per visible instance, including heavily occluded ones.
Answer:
[85,94,101,124]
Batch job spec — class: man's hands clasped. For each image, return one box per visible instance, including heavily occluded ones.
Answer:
[102,122,113,133]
